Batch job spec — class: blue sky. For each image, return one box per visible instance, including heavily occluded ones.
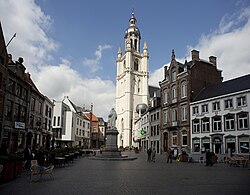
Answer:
[1,0,250,119]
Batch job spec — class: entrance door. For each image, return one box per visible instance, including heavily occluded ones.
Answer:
[215,143,221,154]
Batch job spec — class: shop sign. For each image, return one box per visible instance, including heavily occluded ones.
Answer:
[15,122,25,129]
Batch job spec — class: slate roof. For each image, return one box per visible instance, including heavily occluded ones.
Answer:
[194,74,250,102]
[148,85,160,98]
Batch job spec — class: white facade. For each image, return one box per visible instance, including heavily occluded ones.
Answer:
[116,11,149,147]
[190,89,250,155]
[52,101,70,144]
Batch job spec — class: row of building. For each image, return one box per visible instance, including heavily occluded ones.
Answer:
[0,23,106,154]
[115,11,250,156]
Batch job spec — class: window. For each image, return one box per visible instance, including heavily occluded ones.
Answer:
[224,99,233,109]
[172,85,177,100]
[224,114,235,131]
[5,100,13,120]
[163,109,168,124]
[180,81,187,98]
[38,102,42,114]
[181,105,187,121]
[213,116,222,132]
[237,112,248,129]
[14,103,20,121]
[57,116,60,126]
[45,105,49,116]
[163,89,168,104]
[7,79,15,93]
[172,132,177,146]
[193,119,200,133]
[237,96,246,107]
[20,106,26,122]
[172,68,176,82]
[212,102,220,111]
[134,59,139,71]
[15,84,22,97]
[182,130,187,146]
[193,139,200,152]
[22,88,27,100]
[30,115,34,128]
[172,108,177,122]
[192,106,199,115]
[201,104,208,113]
[53,116,56,126]
[31,97,35,111]
[201,118,210,133]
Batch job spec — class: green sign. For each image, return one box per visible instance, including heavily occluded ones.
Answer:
[140,129,145,135]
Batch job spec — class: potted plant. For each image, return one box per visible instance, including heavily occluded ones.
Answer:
[0,155,15,183]
[9,154,24,178]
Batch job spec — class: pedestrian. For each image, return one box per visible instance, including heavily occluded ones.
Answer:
[167,148,172,163]
[24,145,32,170]
[147,148,152,162]
[152,148,156,162]
[205,149,212,166]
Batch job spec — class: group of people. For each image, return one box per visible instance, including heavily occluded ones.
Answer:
[147,148,156,162]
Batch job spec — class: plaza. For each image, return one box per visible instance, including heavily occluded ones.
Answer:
[0,151,249,195]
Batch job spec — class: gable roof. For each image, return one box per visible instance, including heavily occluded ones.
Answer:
[194,74,250,101]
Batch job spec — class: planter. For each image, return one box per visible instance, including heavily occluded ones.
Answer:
[4,162,14,182]
[14,161,23,177]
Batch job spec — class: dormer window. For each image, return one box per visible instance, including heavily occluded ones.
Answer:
[172,68,176,82]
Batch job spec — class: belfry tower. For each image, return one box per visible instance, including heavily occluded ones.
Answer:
[116,11,149,148]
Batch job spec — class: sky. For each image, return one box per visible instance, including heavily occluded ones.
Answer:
[0,0,250,120]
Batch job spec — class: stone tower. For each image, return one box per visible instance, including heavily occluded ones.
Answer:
[116,11,149,148]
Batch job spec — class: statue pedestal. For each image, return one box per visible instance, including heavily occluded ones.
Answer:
[102,127,121,157]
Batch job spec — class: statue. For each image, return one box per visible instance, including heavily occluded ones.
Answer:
[108,108,117,128]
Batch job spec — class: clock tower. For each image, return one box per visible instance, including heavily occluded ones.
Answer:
[116,11,149,148]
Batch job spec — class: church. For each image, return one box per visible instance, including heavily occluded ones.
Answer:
[115,11,150,148]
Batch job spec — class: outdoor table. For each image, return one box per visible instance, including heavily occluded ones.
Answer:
[54,157,66,167]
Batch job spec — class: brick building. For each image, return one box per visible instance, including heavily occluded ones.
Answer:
[159,49,222,153]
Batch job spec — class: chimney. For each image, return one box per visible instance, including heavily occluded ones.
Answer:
[164,65,168,79]
[191,50,199,61]
[209,56,217,66]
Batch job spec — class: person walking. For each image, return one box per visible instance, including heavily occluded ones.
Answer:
[152,148,156,162]
[167,148,172,163]
[147,148,152,162]
[24,145,32,170]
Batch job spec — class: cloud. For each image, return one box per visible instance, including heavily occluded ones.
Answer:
[150,6,250,85]
[189,6,250,81]
[82,44,112,73]
[149,66,165,87]
[0,0,115,119]
[35,59,116,119]
[0,0,58,70]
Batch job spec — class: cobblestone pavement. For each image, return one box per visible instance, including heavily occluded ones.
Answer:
[0,151,249,195]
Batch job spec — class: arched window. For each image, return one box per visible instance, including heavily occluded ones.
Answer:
[134,59,139,71]
[180,81,187,98]
[163,89,168,104]
[134,39,137,51]
[172,85,177,100]
[172,68,176,82]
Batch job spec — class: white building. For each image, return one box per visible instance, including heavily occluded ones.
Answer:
[116,11,149,148]
[52,100,70,147]
[190,74,250,155]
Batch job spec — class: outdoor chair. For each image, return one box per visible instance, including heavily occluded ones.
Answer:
[41,165,54,181]
[30,163,42,182]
